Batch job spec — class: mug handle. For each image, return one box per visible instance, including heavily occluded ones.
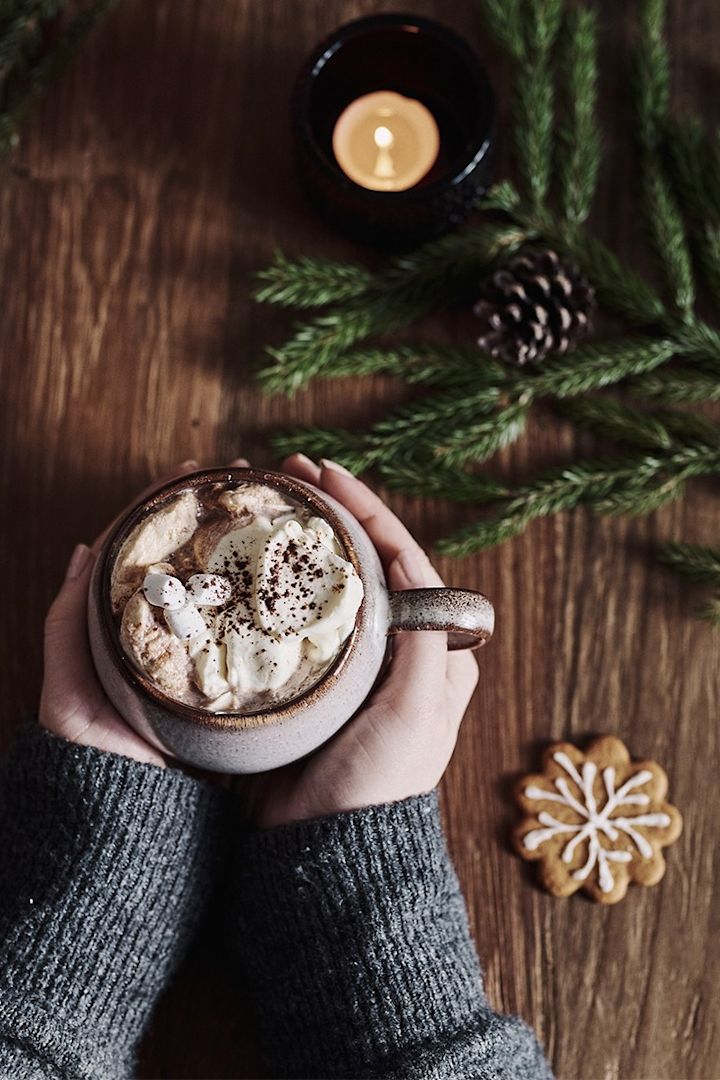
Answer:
[388,588,495,651]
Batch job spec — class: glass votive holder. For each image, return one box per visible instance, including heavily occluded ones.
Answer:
[292,12,495,250]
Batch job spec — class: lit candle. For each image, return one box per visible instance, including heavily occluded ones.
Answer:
[332,91,440,193]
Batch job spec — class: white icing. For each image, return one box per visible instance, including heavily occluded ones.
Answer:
[522,753,671,893]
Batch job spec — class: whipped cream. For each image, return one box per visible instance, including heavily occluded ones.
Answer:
[118,488,363,712]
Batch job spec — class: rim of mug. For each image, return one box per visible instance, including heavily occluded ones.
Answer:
[95,467,366,731]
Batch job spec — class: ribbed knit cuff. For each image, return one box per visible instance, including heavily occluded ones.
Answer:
[0,724,225,1079]
[234,792,490,1078]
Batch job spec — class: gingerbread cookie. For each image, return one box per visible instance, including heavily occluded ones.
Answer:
[513,736,682,904]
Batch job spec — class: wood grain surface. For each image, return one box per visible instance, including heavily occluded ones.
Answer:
[1,1,718,1078]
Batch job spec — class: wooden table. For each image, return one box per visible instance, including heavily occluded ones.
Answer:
[1,1,718,1077]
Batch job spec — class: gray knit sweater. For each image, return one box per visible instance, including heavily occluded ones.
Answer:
[0,724,551,1079]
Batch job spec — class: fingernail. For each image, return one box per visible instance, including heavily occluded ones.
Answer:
[177,459,198,471]
[66,544,92,581]
[229,457,250,467]
[321,458,354,477]
[293,452,318,469]
[396,548,427,587]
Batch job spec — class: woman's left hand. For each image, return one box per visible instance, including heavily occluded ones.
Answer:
[39,458,247,766]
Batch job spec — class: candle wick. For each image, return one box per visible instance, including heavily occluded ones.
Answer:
[373,125,396,179]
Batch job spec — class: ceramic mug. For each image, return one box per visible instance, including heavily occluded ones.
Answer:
[88,467,494,773]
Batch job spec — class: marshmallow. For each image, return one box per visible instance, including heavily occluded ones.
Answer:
[142,572,187,611]
[164,601,208,641]
[187,573,232,607]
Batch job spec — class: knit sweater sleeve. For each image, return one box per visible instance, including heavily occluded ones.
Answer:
[0,723,224,1080]
[234,791,552,1080]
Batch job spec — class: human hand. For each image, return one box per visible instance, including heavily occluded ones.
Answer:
[39,458,248,766]
[251,455,480,828]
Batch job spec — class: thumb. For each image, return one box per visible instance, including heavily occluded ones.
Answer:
[42,545,104,726]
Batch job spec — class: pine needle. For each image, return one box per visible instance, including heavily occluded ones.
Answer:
[477,0,525,60]
[658,541,720,584]
[558,5,600,224]
[255,252,373,308]
[0,0,116,156]
[557,396,720,451]
[258,223,528,395]
[381,460,510,503]
[438,446,720,556]
[513,0,563,209]
[634,365,720,403]
[635,0,695,313]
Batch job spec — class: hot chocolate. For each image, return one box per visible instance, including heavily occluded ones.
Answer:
[111,480,364,712]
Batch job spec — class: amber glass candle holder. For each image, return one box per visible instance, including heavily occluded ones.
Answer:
[292,12,495,250]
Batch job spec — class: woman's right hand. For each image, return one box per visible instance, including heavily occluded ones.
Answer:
[250,455,480,828]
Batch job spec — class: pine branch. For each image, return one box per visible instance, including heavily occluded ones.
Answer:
[696,598,720,625]
[634,365,720,403]
[482,180,523,214]
[0,0,115,156]
[664,116,720,306]
[0,2,65,85]
[259,304,405,395]
[513,0,563,209]
[258,223,528,394]
[641,167,695,315]
[323,344,506,388]
[596,467,690,517]
[381,459,510,503]
[671,320,720,366]
[433,402,530,468]
[255,252,373,308]
[635,0,669,154]
[270,427,384,474]
[476,0,525,61]
[531,214,667,325]
[371,386,499,448]
[558,5,600,224]
[557,396,720,451]
[524,337,676,399]
[437,446,720,557]
[437,457,639,556]
[659,540,720,624]
[635,0,694,314]
[375,223,530,310]
[658,541,720,584]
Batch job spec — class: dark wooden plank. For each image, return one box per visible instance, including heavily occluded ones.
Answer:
[0,1,718,1077]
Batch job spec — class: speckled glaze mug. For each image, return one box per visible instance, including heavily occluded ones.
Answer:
[88,467,494,773]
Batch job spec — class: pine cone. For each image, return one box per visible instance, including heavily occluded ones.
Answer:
[474,248,595,365]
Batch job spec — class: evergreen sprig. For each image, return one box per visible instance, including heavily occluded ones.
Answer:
[659,541,720,623]
[258,223,528,393]
[0,0,115,156]
[254,0,720,617]
[558,5,600,224]
[635,0,695,314]
[437,443,720,557]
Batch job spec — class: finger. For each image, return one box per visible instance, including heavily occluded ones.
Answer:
[371,547,447,717]
[318,460,427,568]
[282,452,322,485]
[445,650,480,722]
[228,457,250,467]
[91,459,200,553]
[41,545,106,728]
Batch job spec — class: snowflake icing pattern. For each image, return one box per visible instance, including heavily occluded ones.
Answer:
[514,738,682,902]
